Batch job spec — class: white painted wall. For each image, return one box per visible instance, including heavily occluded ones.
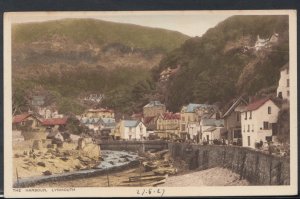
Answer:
[241,100,280,148]
[277,68,289,100]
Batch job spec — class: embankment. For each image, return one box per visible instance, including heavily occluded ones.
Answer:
[99,140,168,152]
[168,143,290,185]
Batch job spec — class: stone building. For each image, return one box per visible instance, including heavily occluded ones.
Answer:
[143,101,166,118]
[277,63,290,101]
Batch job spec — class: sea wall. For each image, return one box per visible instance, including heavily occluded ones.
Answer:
[168,143,290,185]
[99,140,168,152]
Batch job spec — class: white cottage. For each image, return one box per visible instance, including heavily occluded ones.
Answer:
[277,63,289,101]
[241,97,280,148]
[116,120,147,140]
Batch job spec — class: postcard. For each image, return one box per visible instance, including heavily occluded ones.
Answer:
[3,10,297,197]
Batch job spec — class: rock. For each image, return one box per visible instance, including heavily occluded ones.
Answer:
[37,162,46,167]
[43,170,52,176]
[153,167,177,175]
[50,155,56,159]
[109,161,115,165]
[63,151,71,156]
[60,157,69,161]
[75,165,82,170]
[64,169,70,172]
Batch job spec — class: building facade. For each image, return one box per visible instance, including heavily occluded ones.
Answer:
[115,120,147,140]
[241,98,280,149]
[143,101,166,118]
[277,63,289,101]
[222,97,248,145]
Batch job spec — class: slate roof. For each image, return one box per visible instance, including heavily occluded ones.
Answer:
[123,120,140,127]
[201,118,224,127]
[143,101,165,108]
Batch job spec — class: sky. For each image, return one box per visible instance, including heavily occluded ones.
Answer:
[10,11,233,37]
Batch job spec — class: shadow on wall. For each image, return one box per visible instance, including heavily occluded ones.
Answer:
[168,143,290,185]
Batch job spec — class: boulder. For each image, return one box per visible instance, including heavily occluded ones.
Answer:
[43,170,52,176]
[37,162,46,167]
[32,140,43,150]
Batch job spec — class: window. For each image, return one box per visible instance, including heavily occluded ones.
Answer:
[245,112,247,120]
[21,121,25,126]
[181,124,185,131]
[268,107,271,114]
[182,116,185,121]
[248,136,250,146]
[247,125,250,132]
[263,122,269,130]
[188,116,190,122]
[287,79,289,87]
[287,90,290,97]
[252,124,254,132]
[249,111,252,119]
[243,125,245,132]
[236,112,240,122]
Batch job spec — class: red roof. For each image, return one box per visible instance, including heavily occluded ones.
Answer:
[42,117,68,126]
[162,112,180,120]
[13,113,31,123]
[244,97,273,111]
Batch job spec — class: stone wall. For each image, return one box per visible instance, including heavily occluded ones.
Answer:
[99,140,168,152]
[168,143,290,185]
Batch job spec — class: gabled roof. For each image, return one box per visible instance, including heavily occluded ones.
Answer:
[243,97,277,112]
[222,96,248,118]
[42,117,68,126]
[13,113,43,123]
[123,120,140,127]
[143,101,165,108]
[160,112,180,120]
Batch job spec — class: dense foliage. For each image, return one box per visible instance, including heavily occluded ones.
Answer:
[154,15,289,111]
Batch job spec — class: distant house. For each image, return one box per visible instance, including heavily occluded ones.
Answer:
[180,103,218,140]
[254,33,279,51]
[81,117,101,131]
[143,101,166,118]
[115,120,147,140]
[241,97,280,149]
[12,113,43,130]
[83,108,115,118]
[156,112,180,139]
[277,63,290,101]
[42,117,68,131]
[222,96,248,145]
[200,118,225,144]
[159,66,180,82]
[98,118,116,139]
[31,96,45,107]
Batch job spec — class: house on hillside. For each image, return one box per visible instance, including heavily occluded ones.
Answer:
[159,66,180,82]
[222,96,248,145]
[156,112,180,139]
[98,118,116,140]
[83,108,115,118]
[254,33,279,51]
[277,63,290,101]
[13,113,43,130]
[200,118,225,144]
[31,96,45,107]
[241,97,280,149]
[143,101,166,118]
[81,117,101,131]
[114,120,147,140]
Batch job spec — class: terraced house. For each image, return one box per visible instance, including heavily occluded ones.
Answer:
[156,112,180,139]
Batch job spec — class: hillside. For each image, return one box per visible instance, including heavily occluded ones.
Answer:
[154,15,289,111]
[11,18,189,115]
